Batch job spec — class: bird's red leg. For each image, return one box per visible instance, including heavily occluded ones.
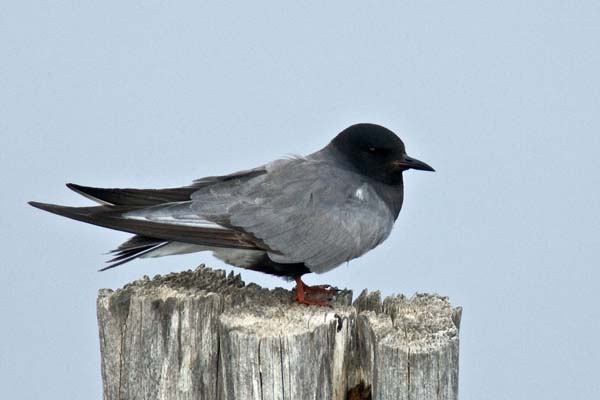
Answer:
[293,277,334,307]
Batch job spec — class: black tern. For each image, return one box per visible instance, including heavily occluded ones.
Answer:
[30,123,434,305]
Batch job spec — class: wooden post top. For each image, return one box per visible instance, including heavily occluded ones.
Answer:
[98,265,461,400]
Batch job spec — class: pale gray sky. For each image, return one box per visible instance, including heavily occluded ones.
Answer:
[2,1,599,399]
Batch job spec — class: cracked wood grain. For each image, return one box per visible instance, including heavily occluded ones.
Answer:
[97,265,461,400]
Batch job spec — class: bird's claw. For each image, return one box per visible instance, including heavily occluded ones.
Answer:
[302,284,339,296]
[293,277,338,307]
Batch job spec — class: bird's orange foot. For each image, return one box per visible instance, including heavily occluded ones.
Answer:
[302,283,339,296]
[293,277,335,307]
[293,293,332,307]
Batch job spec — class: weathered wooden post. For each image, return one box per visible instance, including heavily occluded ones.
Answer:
[97,265,461,400]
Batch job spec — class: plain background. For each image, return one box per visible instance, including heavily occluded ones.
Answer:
[2,1,599,399]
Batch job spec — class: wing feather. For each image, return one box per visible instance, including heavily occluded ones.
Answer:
[191,158,395,273]
[28,202,265,251]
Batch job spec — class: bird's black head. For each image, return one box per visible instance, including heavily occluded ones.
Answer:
[330,123,434,185]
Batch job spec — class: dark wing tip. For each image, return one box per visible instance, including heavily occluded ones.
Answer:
[66,182,92,193]
[27,201,96,221]
[28,201,60,213]
[66,182,104,201]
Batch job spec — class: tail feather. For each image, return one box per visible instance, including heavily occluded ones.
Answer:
[108,244,161,262]
[100,242,170,271]
[109,235,165,254]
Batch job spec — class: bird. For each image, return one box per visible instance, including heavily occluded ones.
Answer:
[29,123,434,306]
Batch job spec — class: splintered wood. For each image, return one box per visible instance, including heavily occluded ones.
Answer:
[97,266,461,400]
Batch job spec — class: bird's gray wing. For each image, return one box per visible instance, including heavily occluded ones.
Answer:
[63,166,268,207]
[190,158,395,273]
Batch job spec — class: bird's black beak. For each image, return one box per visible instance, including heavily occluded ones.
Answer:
[392,155,435,172]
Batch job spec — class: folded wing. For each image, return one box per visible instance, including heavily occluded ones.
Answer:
[191,158,395,273]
